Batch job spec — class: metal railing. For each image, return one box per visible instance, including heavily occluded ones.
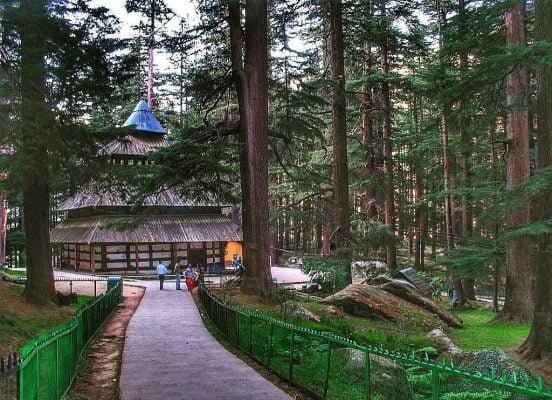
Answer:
[17,280,121,400]
[0,353,18,400]
[199,283,552,400]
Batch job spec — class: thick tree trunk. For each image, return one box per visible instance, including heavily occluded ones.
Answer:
[501,0,534,322]
[229,0,272,295]
[322,223,331,257]
[518,0,552,361]
[380,4,397,271]
[19,0,57,305]
[329,0,351,268]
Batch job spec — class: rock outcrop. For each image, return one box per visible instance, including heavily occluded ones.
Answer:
[427,328,462,355]
[321,284,444,329]
[379,280,463,328]
[276,300,320,322]
[351,261,389,284]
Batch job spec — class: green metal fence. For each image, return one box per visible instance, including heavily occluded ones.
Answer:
[199,283,552,400]
[18,280,122,400]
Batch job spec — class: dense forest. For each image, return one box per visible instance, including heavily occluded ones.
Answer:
[0,0,551,363]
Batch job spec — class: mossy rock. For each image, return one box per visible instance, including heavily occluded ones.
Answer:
[447,348,535,399]
[334,348,414,400]
[275,300,320,322]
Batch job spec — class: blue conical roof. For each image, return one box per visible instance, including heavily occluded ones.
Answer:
[122,100,165,134]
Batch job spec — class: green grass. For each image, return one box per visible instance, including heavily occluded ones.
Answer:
[0,281,93,351]
[225,295,434,353]
[1,268,26,277]
[448,308,530,351]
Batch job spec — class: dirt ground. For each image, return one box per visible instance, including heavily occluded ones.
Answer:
[65,284,145,400]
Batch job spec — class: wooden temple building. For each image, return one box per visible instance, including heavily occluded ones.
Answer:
[50,101,242,273]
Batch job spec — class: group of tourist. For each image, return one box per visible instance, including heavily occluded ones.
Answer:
[156,258,200,292]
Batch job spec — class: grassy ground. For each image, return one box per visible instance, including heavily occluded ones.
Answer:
[221,288,531,354]
[0,281,92,352]
[1,268,26,277]
[448,308,530,351]
[220,289,435,352]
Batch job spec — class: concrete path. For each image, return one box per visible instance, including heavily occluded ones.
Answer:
[119,281,291,400]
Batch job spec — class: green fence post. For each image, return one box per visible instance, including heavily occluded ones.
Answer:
[323,339,332,399]
[248,315,253,354]
[288,330,295,381]
[432,366,439,400]
[267,322,274,367]
[364,349,371,400]
[56,336,60,399]
[225,305,229,338]
[237,311,241,349]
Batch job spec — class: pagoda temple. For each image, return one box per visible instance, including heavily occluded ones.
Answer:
[50,101,242,273]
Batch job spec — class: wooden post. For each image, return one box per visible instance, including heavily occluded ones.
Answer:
[126,244,131,270]
[170,243,176,268]
[101,244,107,271]
[135,245,139,273]
[91,244,96,273]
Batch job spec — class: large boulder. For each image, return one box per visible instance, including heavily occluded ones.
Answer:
[334,348,414,400]
[427,328,462,355]
[276,300,320,322]
[351,260,389,284]
[447,349,535,397]
[321,284,444,330]
[455,348,531,382]
[379,280,463,328]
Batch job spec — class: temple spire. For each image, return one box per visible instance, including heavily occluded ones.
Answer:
[123,100,165,134]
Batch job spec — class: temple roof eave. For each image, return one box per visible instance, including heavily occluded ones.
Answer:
[50,215,242,244]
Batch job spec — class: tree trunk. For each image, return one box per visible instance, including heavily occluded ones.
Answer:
[501,0,533,322]
[458,0,476,301]
[328,0,351,271]
[228,0,272,295]
[518,0,552,361]
[269,190,279,266]
[414,172,424,270]
[322,223,331,256]
[19,0,57,305]
[361,41,377,220]
[380,3,397,271]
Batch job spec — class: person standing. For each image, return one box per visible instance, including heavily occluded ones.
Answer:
[174,259,183,290]
[156,261,168,290]
[184,265,196,292]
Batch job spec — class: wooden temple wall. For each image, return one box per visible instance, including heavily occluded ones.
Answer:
[62,241,226,272]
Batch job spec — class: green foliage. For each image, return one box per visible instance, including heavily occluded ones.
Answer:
[440,236,504,281]
[417,271,446,300]
[449,309,530,351]
[302,257,348,293]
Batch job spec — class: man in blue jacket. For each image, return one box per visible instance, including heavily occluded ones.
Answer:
[156,261,168,290]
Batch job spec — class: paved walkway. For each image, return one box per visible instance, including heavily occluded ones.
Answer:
[119,281,291,400]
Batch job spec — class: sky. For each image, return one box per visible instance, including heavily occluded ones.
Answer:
[91,0,198,37]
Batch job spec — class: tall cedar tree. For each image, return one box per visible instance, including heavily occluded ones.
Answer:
[501,0,533,322]
[228,0,272,295]
[328,0,352,278]
[380,1,397,270]
[518,0,552,361]
[19,0,57,304]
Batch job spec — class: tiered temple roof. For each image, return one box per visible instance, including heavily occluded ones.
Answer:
[50,101,241,273]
